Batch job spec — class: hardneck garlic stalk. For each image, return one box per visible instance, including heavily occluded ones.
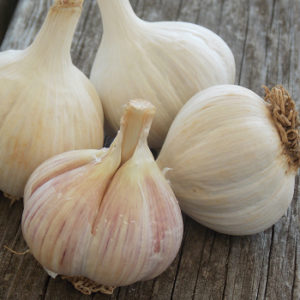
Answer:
[90,0,235,149]
[157,85,299,235]
[22,100,183,295]
[0,0,104,200]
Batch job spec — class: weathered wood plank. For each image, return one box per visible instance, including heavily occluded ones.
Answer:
[232,2,300,298]
[0,198,48,300]
[0,0,299,299]
[0,0,19,44]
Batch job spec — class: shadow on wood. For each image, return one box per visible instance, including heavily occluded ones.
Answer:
[0,0,19,44]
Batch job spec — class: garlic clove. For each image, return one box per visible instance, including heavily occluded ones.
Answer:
[0,0,104,199]
[24,149,108,200]
[90,0,235,149]
[22,99,183,292]
[23,148,121,275]
[157,85,299,235]
[87,128,183,286]
[23,140,122,275]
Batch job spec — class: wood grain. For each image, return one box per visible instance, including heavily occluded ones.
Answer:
[0,0,299,299]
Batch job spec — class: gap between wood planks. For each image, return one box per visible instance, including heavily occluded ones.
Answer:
[0,0,19,45]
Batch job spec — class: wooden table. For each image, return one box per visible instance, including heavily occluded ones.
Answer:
[0,0,299,299]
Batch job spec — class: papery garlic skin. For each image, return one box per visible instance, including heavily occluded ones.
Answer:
[22,100,183,290]
[90,0,235,149]
[0,0,104,199]
[23,147,121,276]
[157,85,298,235]
[87,146,183,286]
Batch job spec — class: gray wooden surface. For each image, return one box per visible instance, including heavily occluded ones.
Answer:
[0,0,299,299]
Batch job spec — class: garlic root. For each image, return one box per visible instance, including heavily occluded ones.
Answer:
[3,245,30,256]
[62,276,115,295]
[263,85,300,170]
[3,193,20,206]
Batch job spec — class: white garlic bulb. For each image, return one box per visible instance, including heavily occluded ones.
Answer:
[90,0,235,149]
[0,0,104,200]
[22,100,183,294]
[157,85,299,235]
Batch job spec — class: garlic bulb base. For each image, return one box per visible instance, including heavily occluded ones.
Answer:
[62,276,115,295]
[264,85,300,170]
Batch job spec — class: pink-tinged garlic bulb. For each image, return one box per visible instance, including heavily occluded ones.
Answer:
[22,100,183,295]
[0,0,104,200]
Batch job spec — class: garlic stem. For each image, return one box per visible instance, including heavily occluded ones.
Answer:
[97,0,142,37]
[119,100,155,163]
[28,0,83,63]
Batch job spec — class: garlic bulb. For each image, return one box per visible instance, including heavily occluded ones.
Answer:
[22,100,183,294]
[90,0,235,149]
[157,85,299,235]
[0,0,104,200]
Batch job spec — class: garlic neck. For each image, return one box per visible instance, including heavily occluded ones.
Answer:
[27,2,82,65]
[97,0,142,37]
[119,100,155,164]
